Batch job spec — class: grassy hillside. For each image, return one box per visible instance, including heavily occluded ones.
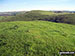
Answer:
[27,10,55,15]
[0,21,75,56]
[0,16,13,22]
[0,10,75,25]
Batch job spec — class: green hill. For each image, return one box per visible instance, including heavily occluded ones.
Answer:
[0,10,75,25]
[0,21,75,56]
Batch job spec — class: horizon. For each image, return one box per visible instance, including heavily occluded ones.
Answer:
[0,10,75,13]
[0,0,75,12]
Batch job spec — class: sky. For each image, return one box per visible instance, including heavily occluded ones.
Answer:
[0,0,75,12]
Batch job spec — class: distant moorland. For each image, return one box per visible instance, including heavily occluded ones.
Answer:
[0,10,75,25]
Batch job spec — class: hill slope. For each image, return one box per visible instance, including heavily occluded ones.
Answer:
[0,21,75,56]
[0,10,75,25]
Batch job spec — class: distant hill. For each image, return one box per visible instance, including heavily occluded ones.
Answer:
[0,11,26,16]
[0,10,75,16]
[53,11,75,13]
[0,10,75,25]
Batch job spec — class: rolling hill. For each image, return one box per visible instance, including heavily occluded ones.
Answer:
[0,10,75,25]
[0,21,75,56]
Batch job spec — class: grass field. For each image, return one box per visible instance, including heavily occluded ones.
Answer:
[0,21,75,56]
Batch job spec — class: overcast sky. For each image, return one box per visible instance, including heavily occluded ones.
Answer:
[0,0,75,12]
